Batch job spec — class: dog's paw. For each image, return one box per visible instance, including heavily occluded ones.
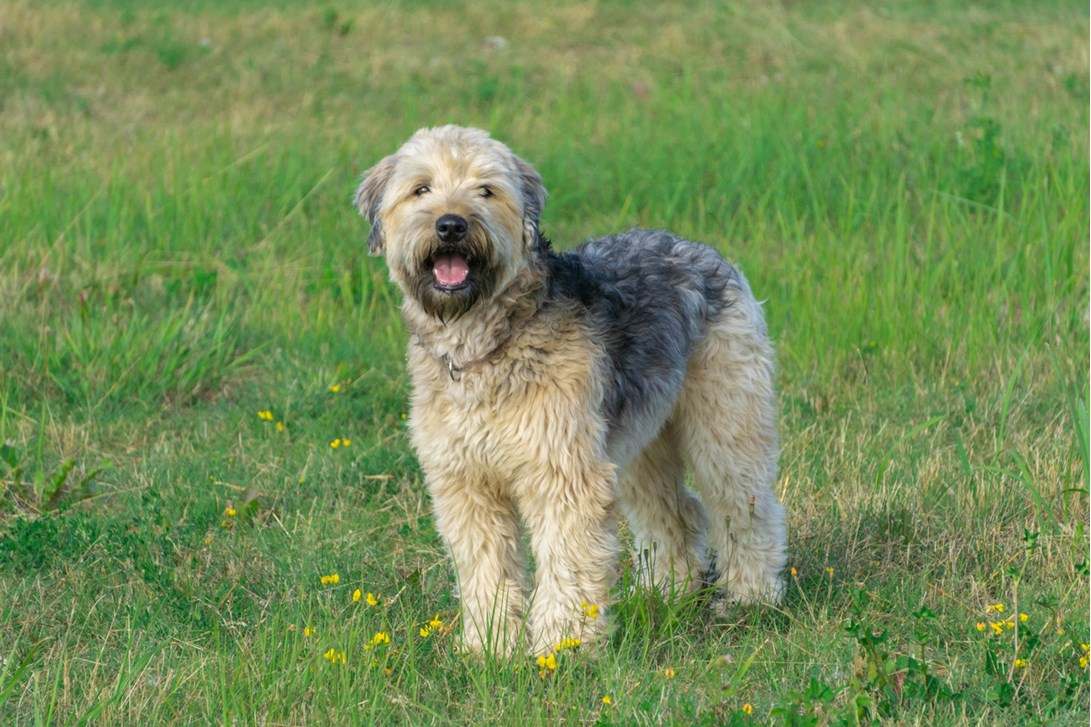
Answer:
[714,569,785,613]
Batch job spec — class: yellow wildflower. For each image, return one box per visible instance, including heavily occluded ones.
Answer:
[304,626,316,638]
[352,589,361,602]
[790,567,798,578]
[371,631,390,646]
[989,622,1005,636]
[323,648,346,664]
[663,668,676,679]
[1013,659,1027,668]
[276,421,285,432]
[329,384,341,393]
[329,439,341,449]
[1080,656,1089,670]
[580,600,600,619]
[555,637,581,651]
[537,652,558,678]
[1081,643,1090,653]
[420,614,444,638]
[1004,620,1015,630]
[1019,613,1028,623]
[342,437,351,446]
[825,567,834,576]
[366,592,379,606]
[258,410,273,421]
[743,703,753,715]
[602,695,613,705]
[986,603,1004,613]
[224,506,236,517]
[976,622,987,632]
[320,573,340,585]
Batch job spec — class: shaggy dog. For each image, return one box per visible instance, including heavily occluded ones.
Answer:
[355,125,786,655]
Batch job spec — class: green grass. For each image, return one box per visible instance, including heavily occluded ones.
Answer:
[0,0,1088,723]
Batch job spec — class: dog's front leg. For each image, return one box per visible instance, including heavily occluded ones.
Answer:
[430,474,526,657]
[521,463,618,656]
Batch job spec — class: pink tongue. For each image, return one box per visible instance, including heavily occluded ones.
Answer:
[433,254,469,286]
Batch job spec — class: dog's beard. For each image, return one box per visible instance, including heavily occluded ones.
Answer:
[407,234,496,322]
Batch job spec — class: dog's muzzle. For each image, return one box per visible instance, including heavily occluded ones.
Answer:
[431,214,471,290]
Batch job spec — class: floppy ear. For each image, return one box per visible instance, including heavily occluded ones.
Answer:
[353,154,397,255]
[513,155,548,251]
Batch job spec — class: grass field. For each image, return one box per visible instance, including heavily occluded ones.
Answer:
[1,0,1088,723]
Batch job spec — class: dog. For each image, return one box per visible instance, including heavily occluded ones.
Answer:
[355,125,787,656]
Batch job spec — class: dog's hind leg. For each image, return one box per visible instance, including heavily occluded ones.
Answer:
[675,286,787,606]
[618,422,709,598]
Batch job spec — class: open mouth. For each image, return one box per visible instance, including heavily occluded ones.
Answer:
[429,253,471,291]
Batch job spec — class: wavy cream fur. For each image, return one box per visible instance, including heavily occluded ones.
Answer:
[356,125,787,656]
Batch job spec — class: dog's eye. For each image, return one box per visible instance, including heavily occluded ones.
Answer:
[479,186,493,198]
[413,185,430,196]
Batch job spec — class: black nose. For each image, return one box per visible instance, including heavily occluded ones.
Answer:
[435,214,468,243]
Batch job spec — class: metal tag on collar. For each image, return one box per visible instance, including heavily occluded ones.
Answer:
[445,355,462,381]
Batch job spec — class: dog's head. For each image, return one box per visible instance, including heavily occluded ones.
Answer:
[355,125,547,320]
